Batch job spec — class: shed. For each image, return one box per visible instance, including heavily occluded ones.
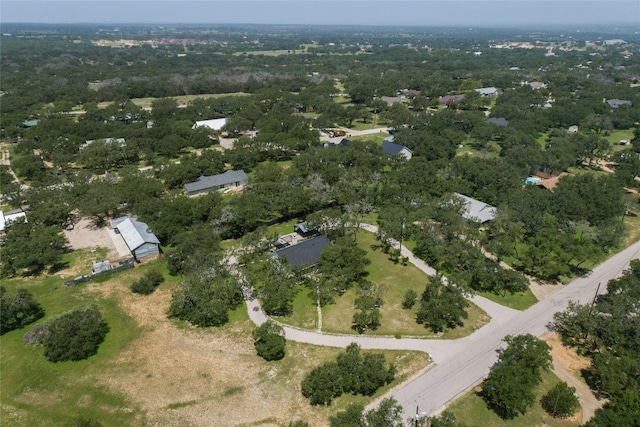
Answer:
[294,221,319,238]
[92,260,112,274]
[115,218,160,262]
[183,170,248,196]
[272,235,331,267]
[0,209,27,233]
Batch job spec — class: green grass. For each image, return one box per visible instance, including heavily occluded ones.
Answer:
[448,369,580,427]
[95,92,250,109]
[0,259,146,426]
[478,288,539,311]
[603,128,635,146]
[284,230,489,338]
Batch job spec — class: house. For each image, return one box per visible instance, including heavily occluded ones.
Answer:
[272,235,331,267]
[382,139,413,160]
[294,221,319,238]
[606,99,632,109]
[192,118,227,131]
[183,170,248,196]
[79,137,125,151]
[0,208,27,233]
[20,120,39,128]
[525,81,547,90]
[438,94,466,105]
[452,193,497,223]
[380,96,403,106]
[475,87,499,97]
[112,217,160,262]
[485,117,509,126]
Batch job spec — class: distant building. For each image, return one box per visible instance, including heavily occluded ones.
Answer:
[606,99,632,109]
[438,94,466,105]
[452,193,497,224]
[568,125,579,133]
[79,137,125,151]
[475,87,499,97]
[0,208,27,234]
[382,139,413,160]
[112,217,160,262]
[192,118,227,131]
[20,120,39,128]
[485,117,509,126]
[183,170,248,196]
[272,235,331,267]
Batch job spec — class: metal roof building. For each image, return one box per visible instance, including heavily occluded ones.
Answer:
[192,118,227,131]
[114,217,160,261]
[453,193,497,224]
[183,170,248,195]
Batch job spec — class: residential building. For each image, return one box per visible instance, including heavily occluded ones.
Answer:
[192,118,227,131]
[452,193,497,224]
[606,99,632,109]
[475,87,499,97]
[382,138,413,160]
[438,94,466,105]
[272,235,331,267]
[183,170,248,196]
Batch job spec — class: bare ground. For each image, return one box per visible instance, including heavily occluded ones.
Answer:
[64,219,118,258]
[87,275,429,426]
[545,332,605,424]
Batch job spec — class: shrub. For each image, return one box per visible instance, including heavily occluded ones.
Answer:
[402,289,417,309]
[542,381,580,418]
[252,320,286,361]
[131,269,165,295]
[40,306,109,362]
[0,286,45,335]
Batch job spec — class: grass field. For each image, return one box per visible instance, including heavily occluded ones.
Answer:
[1,250,433,427]
[95,92,250,109]
[448,369,580,427]
[281,230,489,338]
[478,288,539,311]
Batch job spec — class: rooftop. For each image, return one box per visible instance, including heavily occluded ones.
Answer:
[272,235,331,267]
[184,170,248,193]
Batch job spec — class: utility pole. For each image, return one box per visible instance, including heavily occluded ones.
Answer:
[584,282,601,341]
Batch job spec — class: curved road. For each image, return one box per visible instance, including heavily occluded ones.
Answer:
[243,227,640,421]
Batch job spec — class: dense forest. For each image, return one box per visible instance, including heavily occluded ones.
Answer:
[1,23,639,426]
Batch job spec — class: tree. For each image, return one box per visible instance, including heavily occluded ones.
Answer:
[252,320,286,361]
[131,269,165,295]
[417,411,467,427]
[317,238,370,295]
[0,219,68,277]
[245,256,298,316]
[40,306,109,362]
[480,334,552,419]
[330,398,403,427]
[542,381,580,418]
[0,287,45,335]
[416,278,469,333]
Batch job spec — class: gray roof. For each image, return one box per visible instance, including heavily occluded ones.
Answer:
[475,87,498,96]
[183,170,248,193]
[116,218,160,251]
[485,117,509,126]
[272,235,331,266]
[382,140,411,155]
[453,193,497,223]
[606,99,631,109]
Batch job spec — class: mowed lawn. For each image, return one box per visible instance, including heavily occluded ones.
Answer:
[282,230,489,338]
[448,369,580,427]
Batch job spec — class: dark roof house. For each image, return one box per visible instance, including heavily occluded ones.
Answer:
[183,170,248,195]
[272,235,331,267]
[382,139,413,160]
[438,94,466,105]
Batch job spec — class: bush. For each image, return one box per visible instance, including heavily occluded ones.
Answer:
[542,381,580,418]
[0,286,45,335]
[40,306,110,362]
[252,320,286,361]
[131,269,165,295]
[402,289,417,309]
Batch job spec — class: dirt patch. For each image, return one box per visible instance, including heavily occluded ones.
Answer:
[64,218,118,259]
[545,332,605,423]
[529,280,565,300]
[88,274,428,426]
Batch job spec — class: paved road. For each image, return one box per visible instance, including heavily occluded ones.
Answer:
[243,226,640,422]
[384,239,640,421]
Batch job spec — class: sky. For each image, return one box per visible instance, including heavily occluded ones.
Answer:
[1,1,639,27]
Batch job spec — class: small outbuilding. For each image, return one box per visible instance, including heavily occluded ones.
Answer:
[113,217,160,262]
[0,208,27,234]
